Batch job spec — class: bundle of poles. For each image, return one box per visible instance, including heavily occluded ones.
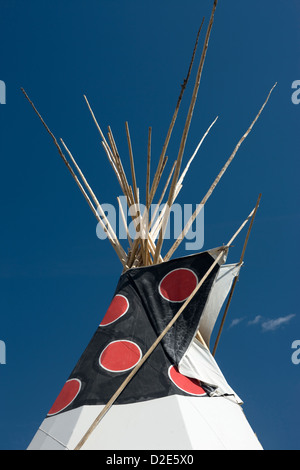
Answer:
[21,0,275,341]
[21,81,275,271]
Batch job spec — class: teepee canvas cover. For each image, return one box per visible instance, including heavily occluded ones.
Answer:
[28,250,261,450]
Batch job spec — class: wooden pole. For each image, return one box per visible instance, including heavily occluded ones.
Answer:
[84,95,134,206]
[154,1,218,263]
[107,126,134,206]
[83,94,110,149]
[148,19,205,208]
[212,194,262,356]
[177,116,218,189]
[149,116,218,241]
[164,83,277,262]
[125,121,139,205]
[60,138,127,259]
[149,160,177,233]
[143,127,152,265]
[21,88,127,266]
[101,140,125,193]
[146,127,152,210]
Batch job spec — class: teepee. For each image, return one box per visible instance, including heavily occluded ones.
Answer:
[25,1,274,450]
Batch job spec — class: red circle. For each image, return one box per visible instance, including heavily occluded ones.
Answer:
[159,268,198,302]
[99,340,142,372]
[168,366,206,396]
[100,295,129,327]
[47,379,81,416]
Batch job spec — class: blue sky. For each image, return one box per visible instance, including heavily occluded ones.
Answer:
[0,0,299,450]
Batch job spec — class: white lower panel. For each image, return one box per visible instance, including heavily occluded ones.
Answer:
[28,395,263,450]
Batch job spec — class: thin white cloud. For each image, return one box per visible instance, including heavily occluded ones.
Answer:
[261,314,296,332]
[248,315,263,326]
[229,314,296,332]
[229,317,245,328]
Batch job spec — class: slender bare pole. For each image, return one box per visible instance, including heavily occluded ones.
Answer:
[177,116,218,189]
[101,140,124,191]
[148,116,217,243]
[125,121,138,204]
[212,193,262,356]
[154,1,219,263]
[149,160,177,233]
[60,138,127,260]
[143,127,152,265]
[148,18,205,208]
[150,115,218,241]
[84,95,110,149]
[107,126,134,206]
[164,82,277,262]
[146,127,152,209]
[123,122,150,264]
[84,95,134,206]
[21,88,127,266]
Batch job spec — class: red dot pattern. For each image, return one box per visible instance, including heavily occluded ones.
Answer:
[168,365,206,396]
[100,295,129,327]
[99,340,142,372]
[47,264,208,415]
[159,268,198,302]
[47,379,81,416]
